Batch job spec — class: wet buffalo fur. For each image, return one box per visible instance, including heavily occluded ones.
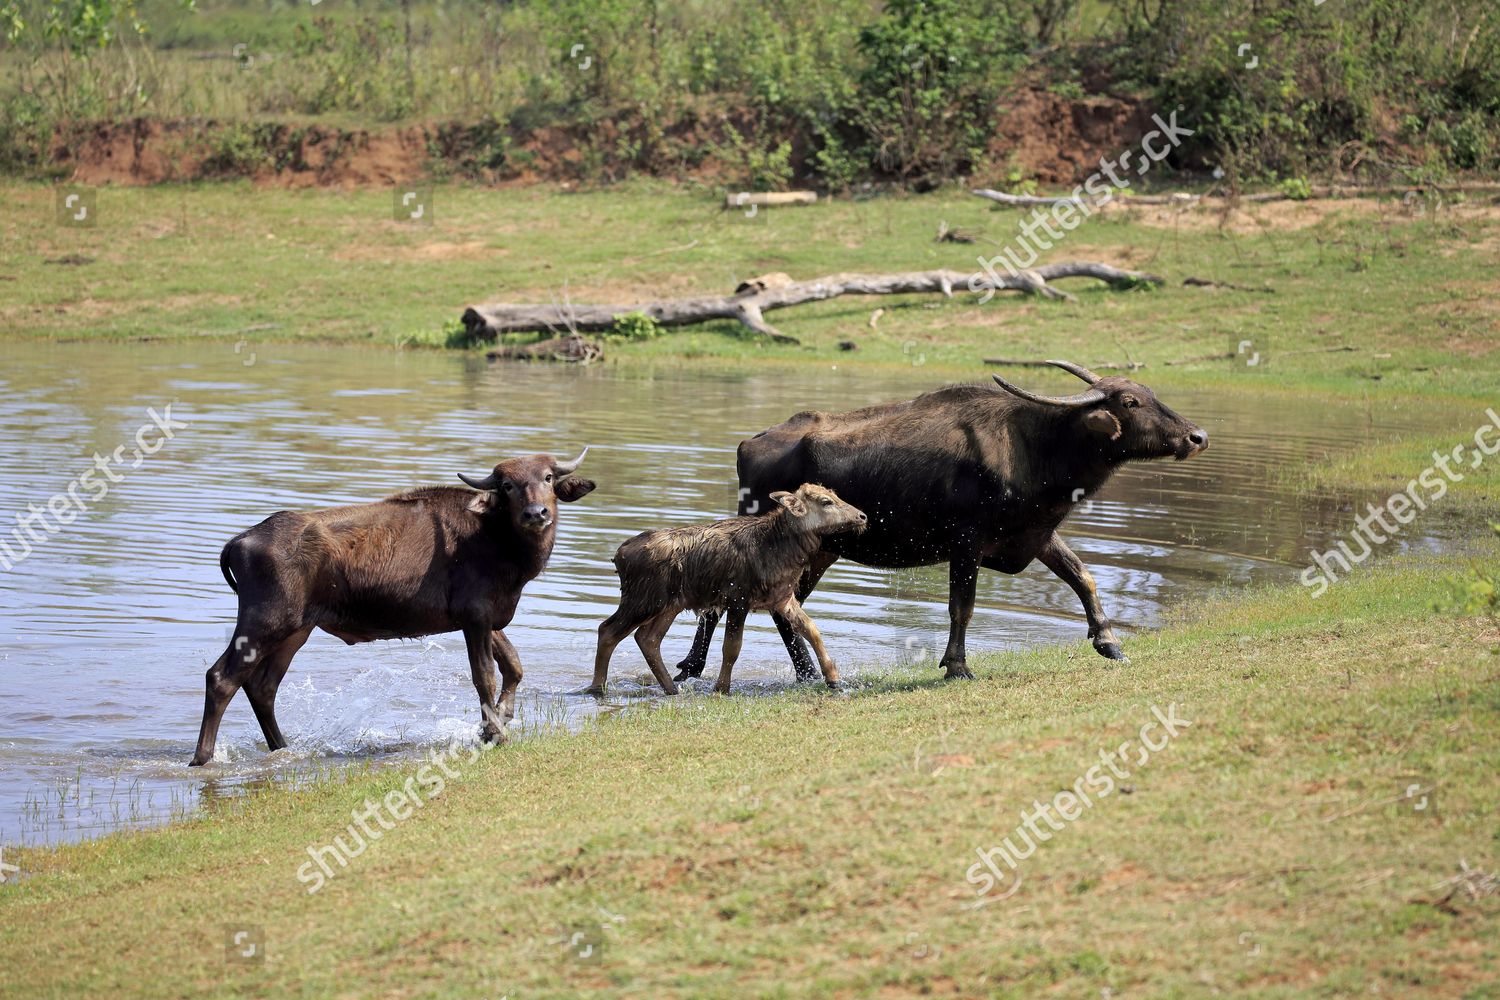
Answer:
[188,452,595,766]
[674,364,1209,683]
[588,483,866,696]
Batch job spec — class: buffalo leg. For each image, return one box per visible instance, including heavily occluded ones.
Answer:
[939,549,980,679]
[244,627,313,753]
[779,599,840,688]
[491,629,523,722]
[190,626,274,766]
[675,484,781,680]
[634,606,681,695]
[1035,533,1128,662]
[713,604,750,695]
[588,605,657,695]
[673,609,721,681]
[464,626,505,744]
[769,550,839,682]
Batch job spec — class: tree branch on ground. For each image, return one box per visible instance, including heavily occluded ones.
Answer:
[459,263,1164,346]
[972,182,1500,210]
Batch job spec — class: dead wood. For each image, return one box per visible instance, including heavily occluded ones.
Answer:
[461,262,1163,345]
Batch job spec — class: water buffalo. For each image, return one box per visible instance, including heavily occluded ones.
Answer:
[189,450,595,766]
[588,483,867,696]
[673,362,1208,682]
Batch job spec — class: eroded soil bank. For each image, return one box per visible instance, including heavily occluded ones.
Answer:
[48,88,1158,188]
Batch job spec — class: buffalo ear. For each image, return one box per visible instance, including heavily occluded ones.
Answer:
[467,491,497,515]
[1083,408,1123,440]
[770,490,807,516]
[555,476,597,503]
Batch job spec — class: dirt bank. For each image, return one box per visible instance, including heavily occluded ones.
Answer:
[48,88,1161,189]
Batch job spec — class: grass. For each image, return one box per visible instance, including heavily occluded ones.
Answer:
[4,180,1498,394]
[4,180,1499,996]
[0,547,1497,998]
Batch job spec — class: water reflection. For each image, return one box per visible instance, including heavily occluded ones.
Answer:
[0,341,1456,844]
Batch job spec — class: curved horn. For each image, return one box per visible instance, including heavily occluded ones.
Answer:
[1046,359,1102,385]
[552,447,588,476]
[457,471,498,491]
[992,373,1108,408]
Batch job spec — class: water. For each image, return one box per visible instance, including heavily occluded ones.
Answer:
[0,341,1458,844]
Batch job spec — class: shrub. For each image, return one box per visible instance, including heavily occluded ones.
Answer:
[609,311,664,340]
[853,0,1024,179]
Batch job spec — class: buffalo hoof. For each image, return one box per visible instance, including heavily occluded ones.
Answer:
[1095,642,1131,663]
[672,661,705,682]
[942,663,974,680]
[579,684,605,697]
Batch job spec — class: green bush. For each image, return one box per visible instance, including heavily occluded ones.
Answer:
[1436,524,1500,650]
[286,14,415,120]
[1447,111,1494,170]
[2,0,1499,185]
[609,311,664,341]
[200,121,267,175]
[853,0,1024,179]
[712,123,793,190]
[1279,176,1312,200]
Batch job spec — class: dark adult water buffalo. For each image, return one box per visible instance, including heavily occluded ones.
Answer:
[673,362,1208,682]
[189,450,595,766]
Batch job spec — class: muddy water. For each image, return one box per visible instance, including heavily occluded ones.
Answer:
[0,342,1457,844]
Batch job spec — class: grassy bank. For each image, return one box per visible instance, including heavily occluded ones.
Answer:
[5,176,1500,997]
[0,541,1496,998]
[4,180,1499,396]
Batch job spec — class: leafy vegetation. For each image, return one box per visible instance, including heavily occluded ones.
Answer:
[608,310,665,341]
[1437,523,1500,629]
[2,0,1498,184]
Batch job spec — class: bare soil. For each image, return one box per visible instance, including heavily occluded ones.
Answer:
[48,89,1163,190]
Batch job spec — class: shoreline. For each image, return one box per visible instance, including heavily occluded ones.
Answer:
[2,541,1496,996]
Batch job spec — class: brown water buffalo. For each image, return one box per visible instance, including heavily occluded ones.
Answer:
[673,362,1208,682]
[189,450,595,766]
[587,483,867,696]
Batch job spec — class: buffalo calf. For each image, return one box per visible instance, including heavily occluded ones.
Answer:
[588,483,866,696]
[189,450,595,766]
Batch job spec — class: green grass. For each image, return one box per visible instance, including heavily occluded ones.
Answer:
[4,181,1500,997]
[4,180,1498,396]
[1,547,1497,998]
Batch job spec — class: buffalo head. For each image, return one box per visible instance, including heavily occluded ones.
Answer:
[458,449,596,533]
[770,483,868,535]
[993,361,1208,461]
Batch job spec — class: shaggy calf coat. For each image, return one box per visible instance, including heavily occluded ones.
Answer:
[588,484,866,695]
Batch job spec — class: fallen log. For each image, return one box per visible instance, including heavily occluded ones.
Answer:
[724,191,817,209]
[972,188,1192,209]
[972,182,1500,210]
[460,262,1164,345]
